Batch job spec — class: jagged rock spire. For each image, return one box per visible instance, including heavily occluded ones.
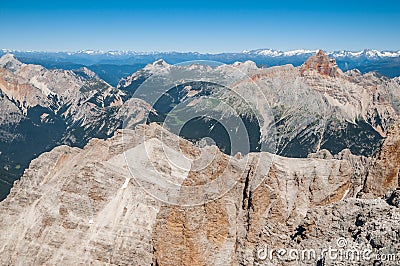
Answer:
[301,50,343,77]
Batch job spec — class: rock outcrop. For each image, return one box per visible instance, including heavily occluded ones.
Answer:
[363,123,400,196]
[301,50,343,77]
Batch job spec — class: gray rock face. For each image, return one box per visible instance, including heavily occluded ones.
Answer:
[0,53,125,121]
[0,123,398,265]
[0,54,150,200]
[0,127,161,265]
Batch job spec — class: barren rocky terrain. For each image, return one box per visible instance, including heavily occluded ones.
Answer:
[0,51,399,265]
[0,122,398,265]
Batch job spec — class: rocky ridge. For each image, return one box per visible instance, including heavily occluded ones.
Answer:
[0,54,148,200]
[118,50,400,157]
[0,123,398,265]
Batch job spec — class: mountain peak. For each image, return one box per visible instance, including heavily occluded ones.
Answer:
[73,67,98,79]
[0,53,23,72]
[301,50,343,77]
[152,59,169,67]
[316,49,327,57]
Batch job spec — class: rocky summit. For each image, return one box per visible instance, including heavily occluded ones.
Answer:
[0,51,399,265]
[301,50,343,77]
[0,122,398,265]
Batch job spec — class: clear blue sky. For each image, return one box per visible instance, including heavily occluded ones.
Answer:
[1,0,399,53]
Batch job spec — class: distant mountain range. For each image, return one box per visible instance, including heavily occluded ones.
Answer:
[3,48,400,59]
[1,49,400,86]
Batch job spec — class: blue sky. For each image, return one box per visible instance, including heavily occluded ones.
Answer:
[1,0,399,53]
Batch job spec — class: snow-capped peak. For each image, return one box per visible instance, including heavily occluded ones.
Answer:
[250,49,283,56]
[283,49,318,56]
[244,48,400,59]
[0,53,24,71]
[329,49,400,59]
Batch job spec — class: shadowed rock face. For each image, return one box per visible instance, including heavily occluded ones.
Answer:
[0,123,398,265]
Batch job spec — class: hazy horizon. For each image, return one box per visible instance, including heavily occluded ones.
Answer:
[2,48,400,54]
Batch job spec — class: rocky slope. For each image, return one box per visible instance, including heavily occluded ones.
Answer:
[0,123,398,265]
[118,51,400,158]
[363,123,400,197]
[2,50,398,199]
[0,53,125,125]
[0,51,399,266]
[0,54,148,200]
